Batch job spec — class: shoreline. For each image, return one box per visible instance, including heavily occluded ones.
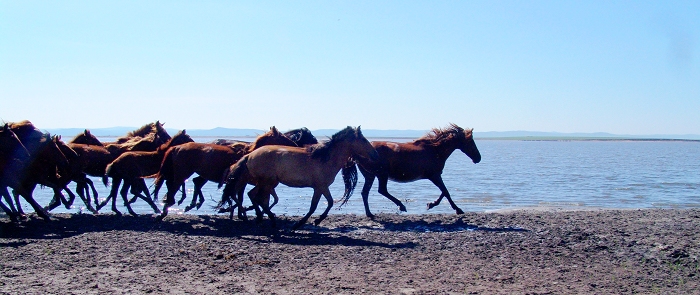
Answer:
[2,209,699,294]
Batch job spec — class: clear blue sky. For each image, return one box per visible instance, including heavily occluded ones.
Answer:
[1,1,698,135]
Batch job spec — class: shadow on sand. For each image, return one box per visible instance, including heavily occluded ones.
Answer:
[0,213,528,249]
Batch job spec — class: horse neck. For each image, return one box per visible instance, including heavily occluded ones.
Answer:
[323,141,356,171]
[427,138,461,162]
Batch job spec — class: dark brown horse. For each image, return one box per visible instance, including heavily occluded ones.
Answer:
[98,130,193,216]
[355,124,481,218]
[3,121,74,221]
[0,123,31,220]
[220,126,378,230]
[153,127,298,220]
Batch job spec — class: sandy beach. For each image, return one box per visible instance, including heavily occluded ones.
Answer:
[1,209,699,294]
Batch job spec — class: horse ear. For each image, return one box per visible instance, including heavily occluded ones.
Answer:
[2,123,8,131]
[182,129,186,134]
[270,126,279,134]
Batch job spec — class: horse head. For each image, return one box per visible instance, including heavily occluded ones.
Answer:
[70,129,103,146]
[284,127,318,146]
[1,123,31,161]
[456,126,481,164]
[159,129,194,151]
[348,126,379,161]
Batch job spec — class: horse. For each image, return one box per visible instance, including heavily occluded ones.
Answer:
[3,121,73,221]
[354,123,481,218]
[213,127,320,216]
[220,126,378,230]
[0,123,31,221]
[98,130,193,216]
[60,123,171,209]
[153,126,298,220]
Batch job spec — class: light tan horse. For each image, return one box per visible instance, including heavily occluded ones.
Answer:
[221,126,378,230]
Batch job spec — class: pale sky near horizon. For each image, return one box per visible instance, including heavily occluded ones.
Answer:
[1,1,699,135]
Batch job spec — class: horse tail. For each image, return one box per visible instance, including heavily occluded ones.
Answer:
[338,157,358,208]
[216,155,249,210]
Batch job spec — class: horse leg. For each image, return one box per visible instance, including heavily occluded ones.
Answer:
[292,189,323,231]
[313,187,334,226]
[269,188,279,210]
[255,185,276,227]
[248,186,266,223]
[377,175,407,212]
[73,183,98,214]
[45,188,65,211]
[0,200,18,222]
[359,168,377,218]
[186,177,206,212]
[129,181,161,214]
[12,189,25,216]
[156,180,179,221]
[82,177,100,207]
[109,179,123,216]
[1,187,18,214]
[0,188,18,222]
[428,176,463,214]
[16,186,50,221]
[194,177,207,210]
[119,181,138,216]
[97,178,120,212]
[139,178,152,201]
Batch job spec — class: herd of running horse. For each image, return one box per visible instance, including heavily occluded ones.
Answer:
[0,120,481,230]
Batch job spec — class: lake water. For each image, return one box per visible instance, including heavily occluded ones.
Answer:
[23,138,700,217]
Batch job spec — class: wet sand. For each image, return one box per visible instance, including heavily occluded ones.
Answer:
[1,209,699,294]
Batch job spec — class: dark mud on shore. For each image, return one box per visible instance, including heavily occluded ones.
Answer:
[1,209,699,294]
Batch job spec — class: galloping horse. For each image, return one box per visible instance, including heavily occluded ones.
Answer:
[220,126,378,230]
[99,130,193,216]
[355,124,481,218]
[153,126,298,220]
[0,123,31,221]
[3,121,73,220]
[214,127,320,216]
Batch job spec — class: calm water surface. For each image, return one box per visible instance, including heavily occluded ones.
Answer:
[26,138,700,216]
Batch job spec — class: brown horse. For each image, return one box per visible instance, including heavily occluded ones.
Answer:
[4,121,73,220]
[153,127,298,220]
[220,126,378,230]
[99,130,194,216]
[0,123,31,220]
[355,124,481,218]
[58,123,172,209]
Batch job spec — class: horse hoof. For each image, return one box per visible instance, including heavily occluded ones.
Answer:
[155,214,165,222]
[426,203,435,210]
[455,208,465,214]
[399,205,407,212]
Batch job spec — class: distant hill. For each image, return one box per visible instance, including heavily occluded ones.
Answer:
[45,127,700,141]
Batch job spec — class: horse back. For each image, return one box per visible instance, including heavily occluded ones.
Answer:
[359,141,445,182]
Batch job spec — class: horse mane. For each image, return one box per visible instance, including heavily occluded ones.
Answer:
[413,123,469,146]
[307,126,356,162]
